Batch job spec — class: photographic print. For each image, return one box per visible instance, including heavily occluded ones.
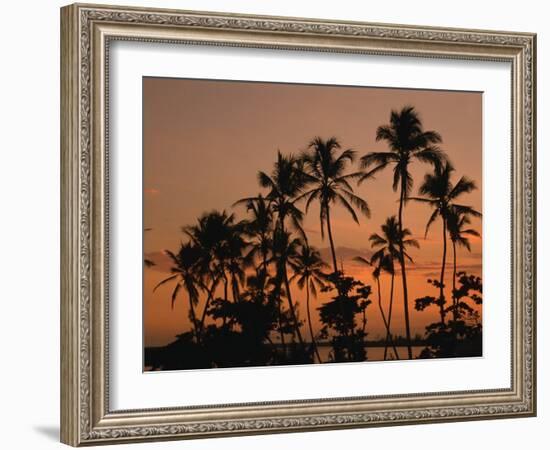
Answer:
[143,77,483,371]
[61,6,535,444]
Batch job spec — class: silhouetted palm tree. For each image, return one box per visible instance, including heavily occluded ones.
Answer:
[225,222,249,303]
[183,210,241,333]
[300,137,370,272]
[253,152,311,349]
[258,151,308,236]
[360,106,445,358]
[447,210,480,320]
[411,162,480,324]
[354,253,399,360]
[289,243,328,363]
[153,243,202,342]
[359,216,418,359]
[270,228,306,348]
[370,217,419,347]
[235,194,274,277]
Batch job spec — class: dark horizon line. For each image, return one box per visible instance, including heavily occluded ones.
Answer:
[144,340,430,351]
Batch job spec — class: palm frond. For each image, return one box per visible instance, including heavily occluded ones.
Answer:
[170,282,182,309]
[360,151,398,169]
[368,233,387,248]
[340,189,370,218]
[452,204,482,218]
[449,176,477,199]
[335,194,359,223]
[357,163,389,185]
[413,146,446,172]
[257,171,275,190]
[153,274,178,292]
[425,208,440,237]
[403,238,420,248]
[353,256,371,266]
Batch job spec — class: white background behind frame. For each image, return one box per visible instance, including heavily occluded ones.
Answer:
[109,41,511,410]
[2,1,547,449]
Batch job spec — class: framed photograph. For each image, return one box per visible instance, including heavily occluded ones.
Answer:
[60,3,536,446]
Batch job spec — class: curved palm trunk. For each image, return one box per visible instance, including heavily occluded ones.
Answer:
[452,239,458,321]
[383,272,399,360]
[306,281,322,363]
[231,272,240,303]
[438,219,447,325]
[376,277,399,360]
[274,218,288,357]
[198,277,217,338]
[277,297,287,356]
[398,184,413,359]
[187,294,200,343]
[325,204,339,273]
[283,268,306,348]
[222,275,229,326]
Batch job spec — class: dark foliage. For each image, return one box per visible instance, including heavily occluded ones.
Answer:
[318,272,372,362]
[416,271,482,359]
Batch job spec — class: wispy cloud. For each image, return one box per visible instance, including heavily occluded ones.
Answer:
[318,246,372,264]
[144,251,173,272]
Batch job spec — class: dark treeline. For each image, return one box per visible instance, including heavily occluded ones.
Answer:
[145,106,482,371]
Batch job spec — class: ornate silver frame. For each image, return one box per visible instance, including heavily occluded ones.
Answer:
[60,3,536,446]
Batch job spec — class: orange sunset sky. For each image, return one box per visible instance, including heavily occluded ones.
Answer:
[143,77,482,348]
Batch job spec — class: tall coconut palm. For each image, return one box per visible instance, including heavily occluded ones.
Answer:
[360,106,445,358]
[411,162,480,324]
[371,216,418,358]
[300,137,370,272]
[447,210,481,320]
[270,228,306,348]
[235,194,274,277]
[360,216,418,359]
[253,152,309,348]
[225,221,249,303]
[354,253,400,360]
[153,242,202,342]
[289,244,328,363]
[257,151,308,236]
[183,210,239,333]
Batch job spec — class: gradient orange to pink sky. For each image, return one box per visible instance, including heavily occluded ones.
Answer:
[143,77,482,348]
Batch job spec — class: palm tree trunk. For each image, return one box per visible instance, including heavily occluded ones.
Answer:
[376,277,399,360]
[198,278,216,337]
[398,184,413,359]
[188,295,200,343]
[306,281,322,363]
[283,267,306,348]
[274,219,288,358]
[277,297,287,356]
[438,218,447,325]
[260,232,269,278]
[383,272,399,360]
[325,203,339,273]
[222,275,229,326]
[452,239,458,321]
[231,273,240,303]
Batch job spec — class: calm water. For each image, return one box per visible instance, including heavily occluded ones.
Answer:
[145,345,426,371]
[317,345,425,362]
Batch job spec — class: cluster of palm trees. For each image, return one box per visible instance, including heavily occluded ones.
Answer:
[150,105,482,369]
